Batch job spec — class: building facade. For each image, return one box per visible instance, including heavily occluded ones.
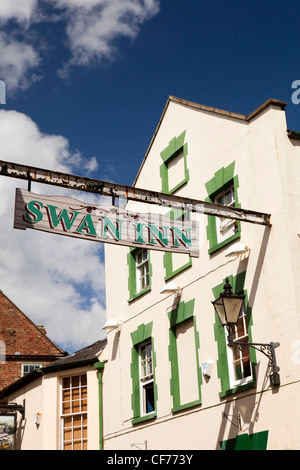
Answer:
[0,339,107,450]
[102,96,300,450]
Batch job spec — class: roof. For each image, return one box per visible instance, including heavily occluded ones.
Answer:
[0,338,107,400]
[0,289,66,356]
[44,338,107,370]
[133,95,287,186]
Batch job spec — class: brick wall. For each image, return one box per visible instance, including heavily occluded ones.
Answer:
[0,290,66,390]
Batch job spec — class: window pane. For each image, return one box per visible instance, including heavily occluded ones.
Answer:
[63,402,71,414]
[136,249,149,293]
[215,186,237,243]
[73,440,82,450]
[73,427,82,439]
[64,429,72,441]
[72,376,79,388]
[144,383,154,413]
[63,389,70,401]
[63,377,70,389]
[72,400,80,413]
[61,375,88,450]
[73,415,81,426]
[64,416,72,427]
[72,388,79,401]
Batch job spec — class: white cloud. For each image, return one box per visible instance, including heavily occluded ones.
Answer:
[0,1,160,88]
[55,0,160,77]
[0,33,41,92]
[0,110,106,352]
[0,0,38,25]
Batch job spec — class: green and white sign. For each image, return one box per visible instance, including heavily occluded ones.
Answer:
[14,189,199,257]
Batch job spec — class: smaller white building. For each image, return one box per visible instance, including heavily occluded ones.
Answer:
[0,339,107,450]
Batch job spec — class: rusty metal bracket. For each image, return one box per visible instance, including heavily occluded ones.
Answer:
[0,160,271,226]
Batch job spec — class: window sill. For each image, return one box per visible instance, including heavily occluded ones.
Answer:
[132,412,156,425]
[208,232,240,255]
[168,178,189,195]
[128,286,151,303]
[171,399,202,414]
[164,259,192,282]
[219,380,256,398]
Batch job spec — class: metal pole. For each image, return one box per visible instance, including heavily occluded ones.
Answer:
[0,160,271,226]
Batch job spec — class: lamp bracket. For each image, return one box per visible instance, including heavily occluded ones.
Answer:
[232,341,280,370]
[222,411,241,429]
[228,338,281,386]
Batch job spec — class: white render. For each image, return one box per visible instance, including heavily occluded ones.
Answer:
[7,366,101,450]
[103,96,300,450]
[3,96,300,450]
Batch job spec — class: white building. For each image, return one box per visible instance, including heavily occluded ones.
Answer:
[2,95,300,450]
[102,96,300,450]
[0,339,107,450]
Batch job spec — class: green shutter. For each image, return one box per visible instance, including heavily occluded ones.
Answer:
[160,131,189,194]
[205,162,241,254]
[212,272,257,397]
[168,299,202,412]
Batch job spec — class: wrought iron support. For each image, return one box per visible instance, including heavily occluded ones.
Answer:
[227,334,280,386]
[0,159,271,226]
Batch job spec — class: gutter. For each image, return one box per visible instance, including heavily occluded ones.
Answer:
[94,361,105,451]
[0,357,99,399]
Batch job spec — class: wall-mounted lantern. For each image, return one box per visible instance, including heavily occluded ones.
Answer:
[212,277,280,387]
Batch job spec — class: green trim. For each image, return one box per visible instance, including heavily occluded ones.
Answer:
[288,130,300,139]
[132,412,156,425]
[164,252,192,281]
[163,209,192,280]
[130,322,157,424]
[160,131,189,194]
[205,162,241,254]
[127,248,152,302]
[131,322,153,346]
[94,362,105,450]
[212,272,257,398]
[168,300,202,413]
[220,430,269,450]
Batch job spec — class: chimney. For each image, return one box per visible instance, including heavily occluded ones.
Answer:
[37,325,47,335]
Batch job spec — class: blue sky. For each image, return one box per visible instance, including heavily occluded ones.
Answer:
[0,0,299,352]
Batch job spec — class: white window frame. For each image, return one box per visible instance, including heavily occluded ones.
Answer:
[60,374,88,450]
[135,249,150,294]
[215,186,237,244]
[21,363,41,376]
[226,307,253,388]
[139,341,154,416]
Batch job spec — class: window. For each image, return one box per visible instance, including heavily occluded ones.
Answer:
[212,272,257,397]
[160,131,189,194]
[163,209,192,280]
[22,364,41,376]
[139,342,154,415]
[227,306,252,387]
[168,299,202,412]
[215,185,237,244]
[205,162,241,254]
[130,322,157,424]
[135,249,150,293]
[61,374,87,450]
[127,248,152,301]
